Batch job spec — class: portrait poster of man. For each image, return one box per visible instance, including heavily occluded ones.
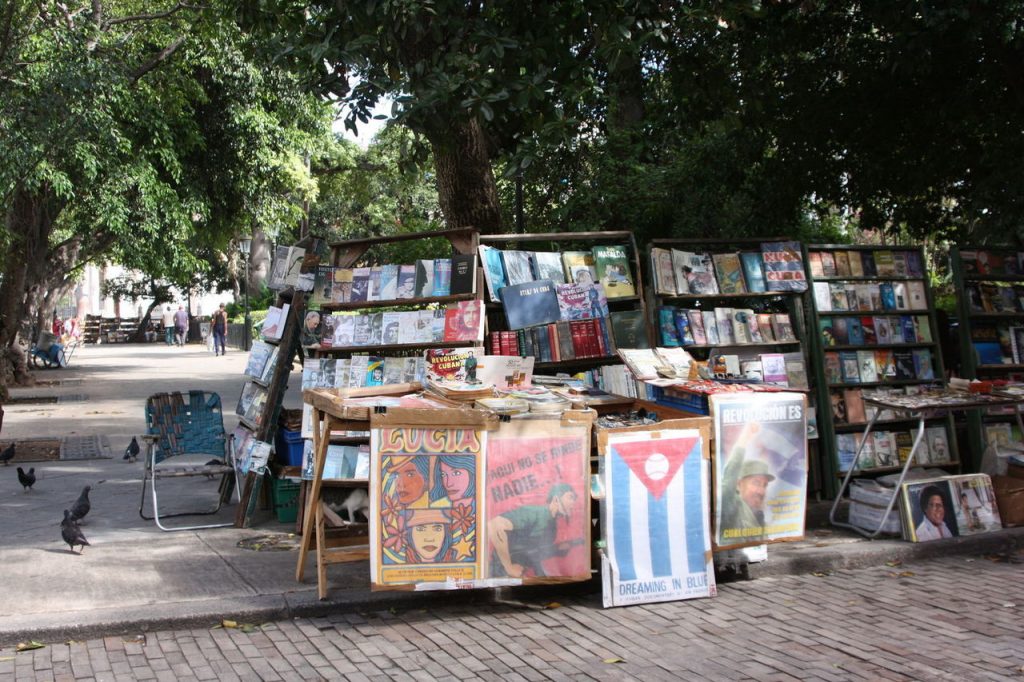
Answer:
[900,478,959,542]
[599,428,716,608]
[950,474,1001,535]
[370,425,486,589]
[711,393,808,550]
[484,418,591,584]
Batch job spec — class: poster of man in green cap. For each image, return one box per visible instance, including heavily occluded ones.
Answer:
[711,393,808,549]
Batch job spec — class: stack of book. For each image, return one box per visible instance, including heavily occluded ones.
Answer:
[823,347,935,384]
[657,307,796,347]
[313,300,484,349]
[308,253,476,307]
[812,280,929,312]
[649,241,807,296]
[834,424,951,472]
[302,356,426,391]
[479,243,637,302]
[818,314,933,347]
[807,248,926,279]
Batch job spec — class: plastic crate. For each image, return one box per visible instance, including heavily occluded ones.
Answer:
[273,478,301,523]
[652,388,710,415]
[274,428,304,467]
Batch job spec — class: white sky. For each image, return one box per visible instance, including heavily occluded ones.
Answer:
[334,97,393,149]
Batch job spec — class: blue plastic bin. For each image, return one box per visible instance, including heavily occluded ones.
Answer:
[275,428,305,467]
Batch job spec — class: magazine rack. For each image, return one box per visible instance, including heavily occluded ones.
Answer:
[805,243,959,498]
[478,231,650,396]
[949,245,1024,468]
[830,389,1024,537]
[644,237,819,493]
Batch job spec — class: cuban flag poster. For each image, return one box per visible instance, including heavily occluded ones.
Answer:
[599,428,716,608]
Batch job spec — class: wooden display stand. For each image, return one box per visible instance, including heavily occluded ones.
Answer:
[950,245,1024,469]
[478,231,651,381]
[643,237,818,493]
[805,243,958,497]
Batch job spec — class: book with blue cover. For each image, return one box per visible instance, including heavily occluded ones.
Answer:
[432,258,452,296]
[739,251,767,292]
[479,245,508,301]
[501,280,561,330]
[761,241,807,292]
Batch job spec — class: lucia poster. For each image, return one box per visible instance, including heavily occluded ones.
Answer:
[370,426,486,590]
[600,428,716,607]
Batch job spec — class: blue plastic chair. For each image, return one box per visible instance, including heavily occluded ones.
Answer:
[140,391,236,531]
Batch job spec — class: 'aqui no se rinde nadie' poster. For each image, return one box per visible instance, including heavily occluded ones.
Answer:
[370,426,486,590]
[484,417,591,584]
[711,393,808,550]
[600,428,716,607]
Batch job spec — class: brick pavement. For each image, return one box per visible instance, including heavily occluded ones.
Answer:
[3,554,1022,681]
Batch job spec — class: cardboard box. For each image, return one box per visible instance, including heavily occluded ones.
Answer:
[992,475,1024,527]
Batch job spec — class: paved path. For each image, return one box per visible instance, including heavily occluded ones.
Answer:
[3,553,1022,681]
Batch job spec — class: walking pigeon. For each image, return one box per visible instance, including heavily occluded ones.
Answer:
[61,510,90,553]
[17,466,35,491]
[0,442,14,466]
[69,485,91,521]
[124,437,140,463]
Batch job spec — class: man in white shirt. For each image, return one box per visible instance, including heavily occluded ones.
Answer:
[915,485,954,541]
[160,306,175,345]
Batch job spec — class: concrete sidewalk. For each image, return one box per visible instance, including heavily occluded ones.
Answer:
[1,343,1022,647]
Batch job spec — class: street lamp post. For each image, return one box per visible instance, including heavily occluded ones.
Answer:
[239,238,252,351]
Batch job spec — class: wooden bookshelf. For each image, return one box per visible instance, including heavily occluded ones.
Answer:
[950,245,1024,468]
[805,243,959,493]
[478,230,651,397]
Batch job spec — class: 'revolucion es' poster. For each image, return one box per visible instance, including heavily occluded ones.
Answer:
[711,393,808,550]
[600,428,716,607]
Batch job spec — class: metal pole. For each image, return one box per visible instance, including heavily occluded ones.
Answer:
[243,255,252,351]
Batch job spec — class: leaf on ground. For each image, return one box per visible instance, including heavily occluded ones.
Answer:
[16,641,44,652]
[0,656,14,661]
[888,571,915,578]
[603,657,625,664]
[238,624,259,633]
[543,602,561,609]
[122,635,145,644]
[1001,603,1015,608]
[811,570,832,577]
[885,560,902,567]
[221,620,237,629]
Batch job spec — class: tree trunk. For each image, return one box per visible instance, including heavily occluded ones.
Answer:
[133,299,163,342]
[0,185,62,391]
[428,117,504,234]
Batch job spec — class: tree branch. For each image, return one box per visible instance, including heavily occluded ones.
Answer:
[313,161,387,176]
[103,2,200,29]
[130,34,186,83]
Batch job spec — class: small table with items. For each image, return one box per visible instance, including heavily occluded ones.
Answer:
[829,387,1024,538]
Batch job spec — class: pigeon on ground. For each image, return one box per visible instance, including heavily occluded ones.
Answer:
[17,466,35,491]
[0,442,14,466]
[124,437,140,463]
[69,485,91,521]
[61,510,90,554]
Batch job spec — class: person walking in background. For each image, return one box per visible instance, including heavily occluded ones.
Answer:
[211,303,229,356]
[161,306,175,345]
[173,305,189,347]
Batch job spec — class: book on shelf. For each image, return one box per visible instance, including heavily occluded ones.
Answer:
[443,300,485,343]
[824,352,842,383]
[874,250,895,276]
[650,248,677,295]
[761,241,807,291]
[702,310,720,345]
[365,357,385,386]
[783,352,808,389]
[562,251,598,286]
[829,283,848,311]
[892,350,916,379]
[756,314,775,342]
[424,347,485,383]
[381,311,402,345]
[760,352,787,385]
[502,250,534,287]
[555,282,608,320]
[501,280,561,330]
[592,244,636,298]
[261,304,289,342]
[244,341,274,379]
[610,309,649,349]
[834,251,851,277]
[848,251,865,277]
[670,249,692,294]
[772,314,796,342]
[688,310,708,345]
[808,251,824,278]
[714,307,735,344]
[912,349,935,380]
[310,265,334,307]
[740,359,763,381]
[657,307,680,346]
[712,253,746,294]
[730,309,752,344]
[813,282,832,312]
[378,264,400,300]
[655,347,695,378]
[475,355,535,389]
[259,346,280,385]
[830,391,847,422]
[683,252,719,295]
[844,389,866,423]
[739,252,767,292]
[413,259,434,298]
[857,349,879,383]
[673,309,696,345]
[831,317,849,345]
[351,267,371,302]
[332,268,354,303]
[617,348,663,380]
[530,251,565,284]
[267,245,291,290]
[367,266,382,301]
[478,245,508,301]
[819,251,837,277]
[875,317,894,344]
[450,251,477,294]
[847,317,865,345]
[839,351,860,383]
[875,349,896,378]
